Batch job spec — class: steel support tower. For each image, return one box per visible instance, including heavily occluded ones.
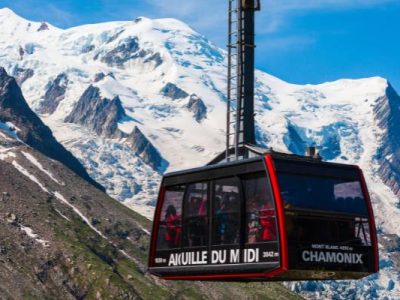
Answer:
[226,0,260,161]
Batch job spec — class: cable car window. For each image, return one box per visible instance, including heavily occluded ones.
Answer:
[182,182,208,248]
[213,178,240,246]
[243,173,277,244]
[157,186,184,250]
[278,173,368,215]
[278,172,372,246]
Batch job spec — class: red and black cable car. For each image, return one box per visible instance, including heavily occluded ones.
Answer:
[148,0,379,281]
[148,150,379,281]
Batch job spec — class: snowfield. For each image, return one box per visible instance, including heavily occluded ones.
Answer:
[0,7,399,299]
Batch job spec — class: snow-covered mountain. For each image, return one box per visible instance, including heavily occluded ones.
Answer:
[0,7,399,299]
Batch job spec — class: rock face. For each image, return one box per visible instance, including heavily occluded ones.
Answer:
[94,72,115,82]
[37,22,49,31]
[0,68,103,191]
[64,87,167,172]
[161,82,189,99]
[374,83,400,197]
[144,52,163,68]
[18,45,24,60]
[12,66,34,86]
[187,94,207,122]
[100,37,148,67]
[94,72,106,82]
[125,126,166,171]
[38,73,68,114]
[65,85,126,138]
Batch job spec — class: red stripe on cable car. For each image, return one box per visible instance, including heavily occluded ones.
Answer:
[265,155,289,272]
[149,185,166,268]
[358,168,379,273]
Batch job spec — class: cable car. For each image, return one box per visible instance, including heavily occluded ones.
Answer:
[148,0,379,281]
[148,148,378,281]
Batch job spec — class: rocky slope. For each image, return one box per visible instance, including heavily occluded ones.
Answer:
[0,7,399,299]
[0,68,301,299]
[0,141,301,299]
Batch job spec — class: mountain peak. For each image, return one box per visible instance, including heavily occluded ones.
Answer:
[153,17,195,33]
[0,7,16,16]
[0,7,26,22]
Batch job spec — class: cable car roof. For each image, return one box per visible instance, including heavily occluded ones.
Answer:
[163,145,360,180]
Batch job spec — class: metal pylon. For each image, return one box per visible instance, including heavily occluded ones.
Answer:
[226,0,260,161]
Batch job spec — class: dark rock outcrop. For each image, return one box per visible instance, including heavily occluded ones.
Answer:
[12,67,34,86]
[125,126,165,171]
[18,46,24,60]
[161,82,188,100]
[65,85,126,138]
[143,52,163,68]
[93,72,115,82]
[187,94,207,122]
[100,37,148,67]
[37,22,49,31]
[0,67,104,191]
[283,122,308,155]
[94,72,106,82]
[38,73,68,114]
[373,83,400,197]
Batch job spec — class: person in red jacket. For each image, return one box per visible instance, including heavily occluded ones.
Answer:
[164,205,181,248]
[258,200,276,241]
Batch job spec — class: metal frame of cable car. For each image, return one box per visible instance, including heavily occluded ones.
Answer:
[148,151,379,281]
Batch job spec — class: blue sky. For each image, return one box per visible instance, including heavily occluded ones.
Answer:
[1,0,399,91]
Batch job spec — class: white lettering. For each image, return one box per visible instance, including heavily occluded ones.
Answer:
[355,254,363,264]
[230,249,240,263]
[211,250,226,264]
[301,251,364,264]
[244,249,259,263]
[310,251,318,261]
[302,250,310,262]
[168,253,176,266]
[325,252,336,263]
[182,252,188,265]
[202,251,207,264]
[336,252,344,263]
[168,251,209,266]
[220,250,227,264]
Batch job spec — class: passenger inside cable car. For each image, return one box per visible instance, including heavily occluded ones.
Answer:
[157,186,184,250]
[244,174,277,244]
[183,183,208,247]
